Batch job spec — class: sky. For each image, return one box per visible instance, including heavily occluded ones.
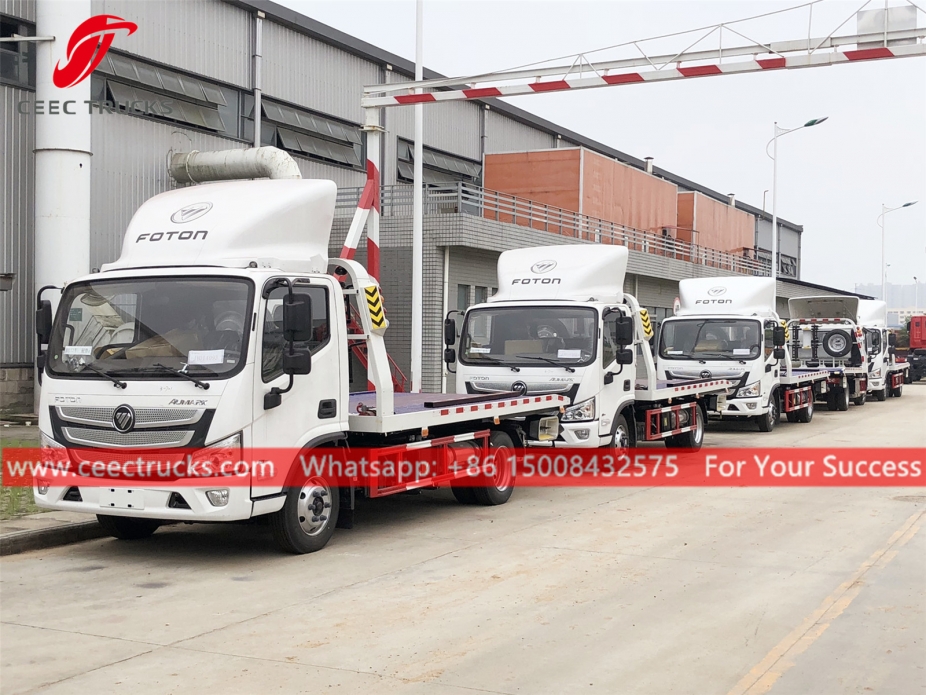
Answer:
[277,0,926,294]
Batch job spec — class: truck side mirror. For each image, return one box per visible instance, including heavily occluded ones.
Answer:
[615,348,634,365]
[282,295,312,342]
[773,348,786,360]
[444,317,456,346]
[888,333,897,347]
[772,326,786,347]
[283,348,312,375]
[615,316,634,346]
[36,299,52,344]
[443,347,456,364]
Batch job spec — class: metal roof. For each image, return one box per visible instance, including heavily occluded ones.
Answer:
[228,0,803,233]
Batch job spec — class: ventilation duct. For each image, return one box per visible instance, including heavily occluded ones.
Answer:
[169,146,302,184]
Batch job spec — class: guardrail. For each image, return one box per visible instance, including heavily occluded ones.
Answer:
[335,183,771,276]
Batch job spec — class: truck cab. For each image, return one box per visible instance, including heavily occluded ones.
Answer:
[656,277,825,432]
[450,245,732,449]
[857,299,908,400]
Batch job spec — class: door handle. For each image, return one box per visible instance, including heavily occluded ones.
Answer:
[318,399,337,419]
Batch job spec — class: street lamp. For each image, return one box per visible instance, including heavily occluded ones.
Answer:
[767,118,828,282]
[878,201,918,303]
[914,276,919,312]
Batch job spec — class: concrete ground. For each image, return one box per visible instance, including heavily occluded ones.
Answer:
[2,386,924,694]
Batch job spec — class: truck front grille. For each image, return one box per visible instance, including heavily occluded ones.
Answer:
[57,407,202,428]
[61,428,194,449]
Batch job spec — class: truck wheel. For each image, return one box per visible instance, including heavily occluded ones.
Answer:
[836,388,849,411]
[757,393,779,432]
[472,431,516,506]
[826,391,837,411]
[797,398,814,423]
[96,515,160,541]
[874,388,887,401]
[853,391,867,406]
[270,477,339,554]
[786,411,799,423]
[450,484,477,505]
[890,382,903,398]
[822,330,852,358]
[904,372,913,384]
[666,405,704,450]
[611,413,632,452]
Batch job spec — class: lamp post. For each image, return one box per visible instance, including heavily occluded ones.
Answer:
[767,117,828,282]
[878,201,918,303]
[914,276,919,312]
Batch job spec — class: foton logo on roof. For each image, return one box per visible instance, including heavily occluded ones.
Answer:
[707,286,727,296]
[171,203,213,224]
[531,260,557,274]
[53,15,138,89]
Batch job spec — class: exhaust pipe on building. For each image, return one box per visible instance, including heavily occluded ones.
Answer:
[168,146,302,184]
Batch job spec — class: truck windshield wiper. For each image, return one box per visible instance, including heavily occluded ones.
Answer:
[468,354,520,372]
[150,363,210,390]
[515,355,576,373]
[79,362,127,389]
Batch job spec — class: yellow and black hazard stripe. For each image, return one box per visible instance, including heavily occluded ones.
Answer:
[639,308,653,340]
[364,285,386,330]
[780,319,790,341]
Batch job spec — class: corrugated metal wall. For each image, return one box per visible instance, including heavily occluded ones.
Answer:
[1,85,35,365]
[262,20,380,124]
[0,0,35,21]
[485,111,556,154]
[94,0,251,88]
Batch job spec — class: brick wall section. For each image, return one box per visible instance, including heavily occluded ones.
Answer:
[483,150,581,213]
[0,366,34,415]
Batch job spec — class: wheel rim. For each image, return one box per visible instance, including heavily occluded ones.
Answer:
[806,399,813,417]
[613,421,630,450]
[827,335,847,354]
[296,478,333,536]
[492,444,513,492]
[768,399,778,427]
[693,408,704,445]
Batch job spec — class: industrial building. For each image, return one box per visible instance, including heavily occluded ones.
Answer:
[1,0,863,412]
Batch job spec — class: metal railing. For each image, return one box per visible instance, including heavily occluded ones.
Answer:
[336,183,769,276]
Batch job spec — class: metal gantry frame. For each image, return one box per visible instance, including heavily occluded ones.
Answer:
[338,0,926,391]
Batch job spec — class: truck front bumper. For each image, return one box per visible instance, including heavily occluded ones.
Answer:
[34,484,267,522]
[710,396,767,419]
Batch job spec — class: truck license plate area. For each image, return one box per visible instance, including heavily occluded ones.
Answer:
[99,488,145,510]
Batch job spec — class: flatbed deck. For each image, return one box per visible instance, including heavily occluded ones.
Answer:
[347,391,568,435]
[633,378,735,402]
[780,368,831,386]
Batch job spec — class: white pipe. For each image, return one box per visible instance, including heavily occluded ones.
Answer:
[169,147,302,183]
[35,0,92,308]
[411,0,424,393]
[253,11,264,148]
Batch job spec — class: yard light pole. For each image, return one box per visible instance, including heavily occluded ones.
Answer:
[878,201,917,303]
[915,276,919,311]
[767,117,828,282]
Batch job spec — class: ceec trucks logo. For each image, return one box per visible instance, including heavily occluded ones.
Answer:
[53,15,138,89]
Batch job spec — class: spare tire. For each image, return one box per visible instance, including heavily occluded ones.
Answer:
[822,329,852,358]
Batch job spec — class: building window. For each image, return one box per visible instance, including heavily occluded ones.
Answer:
[1,16,36,89]
[457,284,471,311]
[397,139,481,185]
[256,97,363,170]
[474,286,488,305]
[93,51,239,137]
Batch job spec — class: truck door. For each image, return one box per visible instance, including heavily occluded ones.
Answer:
[598,311,630,440]
[252,278,345,459]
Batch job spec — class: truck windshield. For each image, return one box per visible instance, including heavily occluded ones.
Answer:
[47,277,253,381]
[659,319,761,361]
[459,306,597,368]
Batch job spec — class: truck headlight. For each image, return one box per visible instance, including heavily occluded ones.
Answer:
[736,382,761,398]
[40,432,64,450]
[190,432,243,478]
[563,397,595,422]
[870,368,881,378]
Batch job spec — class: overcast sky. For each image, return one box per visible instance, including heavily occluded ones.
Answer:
[278,0,926,294]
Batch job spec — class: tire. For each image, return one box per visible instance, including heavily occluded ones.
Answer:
[472,431,517,506]
[786,411,799,423]
[853,391,867,406]
[835,388,849,412]
[826,390,837,411]
[797,397,814,423]
[270,475,339,554]
[874,388,887,402]
[611,413,632,452]
[904,371,913,384]
[890,382,903,398]
[96,514,160,541]
[450,485,477,505]
[822,330,852,358]
[666,404,705,450]
[757,393,779,432]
